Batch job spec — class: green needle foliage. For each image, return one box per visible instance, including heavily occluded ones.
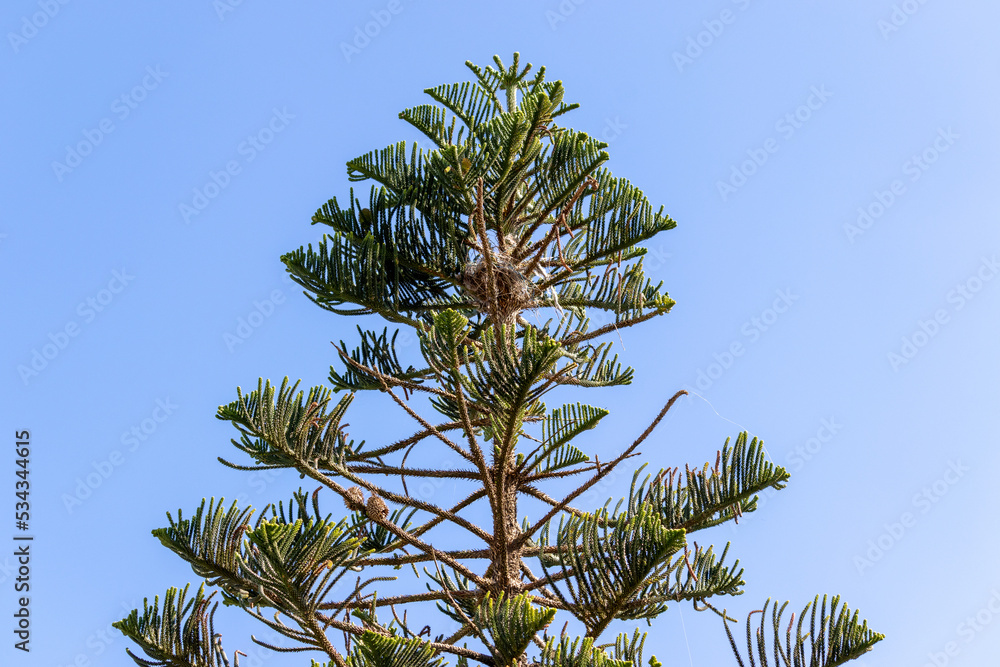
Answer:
[115,53,883,667]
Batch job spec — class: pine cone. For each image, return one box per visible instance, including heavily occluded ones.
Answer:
[344,486,365,512]
[366,494,389,522]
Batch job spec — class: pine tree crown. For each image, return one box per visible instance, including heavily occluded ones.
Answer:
[114,53,882,667]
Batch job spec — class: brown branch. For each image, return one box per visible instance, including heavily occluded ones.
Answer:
[320,589,475,610]
[398,441,417,496]
[375,378,476,466]
[561,307,669,347]
[249,588,347,667]
[519,448,642,483]
[357,420,468,463]
[519,561,559,601]
[358,544,572,568]
[405,488,489,543]
[306,611,348,667]
[441,624,474,648]
[520,565,580,591]
[346,464,482,480]
[427,641,495,666]
[521,463,603,484]
[366,504,489,588]
[518,484,589,519]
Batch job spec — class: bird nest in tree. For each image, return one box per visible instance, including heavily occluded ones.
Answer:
[461,253,538,326]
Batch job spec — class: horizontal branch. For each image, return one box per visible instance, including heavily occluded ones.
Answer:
[407,486,489,539]
[561,308,668,346]
[356,420,467,460]
[518,484,589,520]
[357,545,570,568]
[346,464,482,480]
[320,589,475,610]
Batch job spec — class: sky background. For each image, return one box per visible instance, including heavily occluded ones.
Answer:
[2,1,999,665]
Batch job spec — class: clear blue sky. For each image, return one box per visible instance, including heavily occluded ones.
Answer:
[3,1,999,665]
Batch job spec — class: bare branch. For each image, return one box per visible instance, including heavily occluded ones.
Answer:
[561,308,669,347]
[376,378,476,466]
[357,420,470,460]
[346,464,482,480]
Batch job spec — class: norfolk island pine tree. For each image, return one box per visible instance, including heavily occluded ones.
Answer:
[114,53,883,667]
